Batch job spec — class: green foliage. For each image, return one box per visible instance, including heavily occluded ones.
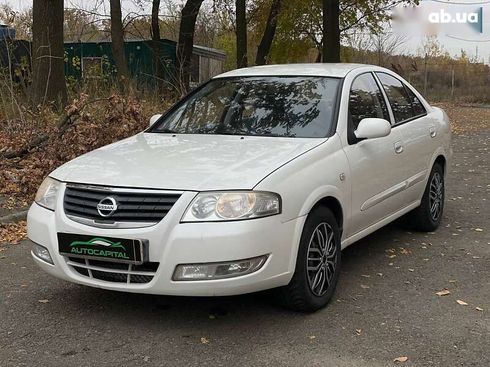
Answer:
[214,32,237,71]
[237,0,418,65]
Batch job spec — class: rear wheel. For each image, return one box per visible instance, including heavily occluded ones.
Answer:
[407,163,445,231]
[276,206,341,312]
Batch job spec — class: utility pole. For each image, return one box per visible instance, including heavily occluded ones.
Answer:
[424,53,428,97]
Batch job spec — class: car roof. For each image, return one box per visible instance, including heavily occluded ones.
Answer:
[214,63,372,79]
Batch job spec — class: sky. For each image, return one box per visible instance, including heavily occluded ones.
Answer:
[4,0,490,64]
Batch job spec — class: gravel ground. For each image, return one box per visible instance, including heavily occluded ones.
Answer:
[0,123,488,367]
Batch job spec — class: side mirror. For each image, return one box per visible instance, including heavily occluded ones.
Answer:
[149,114,162,128]
[354,118,391,139]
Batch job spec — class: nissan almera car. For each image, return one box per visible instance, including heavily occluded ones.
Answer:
[28,64,451,312]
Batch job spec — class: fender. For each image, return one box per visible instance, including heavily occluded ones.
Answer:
[425,147,451,185]
[284,185,347,275]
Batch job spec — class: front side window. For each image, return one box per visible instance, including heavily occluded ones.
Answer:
[376,73,415,124]
[349,73,389,130]
[152,76,341,138]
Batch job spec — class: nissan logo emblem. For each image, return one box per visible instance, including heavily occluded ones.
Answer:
[96,197,118,217]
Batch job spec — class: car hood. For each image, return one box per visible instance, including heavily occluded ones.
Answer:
[51,133,326,191]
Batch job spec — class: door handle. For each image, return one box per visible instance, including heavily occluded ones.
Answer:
[429,127,437,138]
[394,141,404,154]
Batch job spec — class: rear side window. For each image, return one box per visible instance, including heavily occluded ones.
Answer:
[349,73,389,130]
[405,86,427,117]
[376,73,414,124]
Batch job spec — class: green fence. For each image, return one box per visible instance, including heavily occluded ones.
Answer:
[64,39,178,87]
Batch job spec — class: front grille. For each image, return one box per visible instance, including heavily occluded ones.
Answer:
[64,184,181,226]
[67,257,159,284]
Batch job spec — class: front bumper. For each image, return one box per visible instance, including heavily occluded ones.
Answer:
[27,188,305,296]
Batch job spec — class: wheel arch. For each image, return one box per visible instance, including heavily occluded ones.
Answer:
[434,154,446,173]
[310,196,344,234]
[428,148,450,181]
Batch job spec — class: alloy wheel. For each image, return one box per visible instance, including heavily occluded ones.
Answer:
[429,172,444,221]
[306,222,337,297]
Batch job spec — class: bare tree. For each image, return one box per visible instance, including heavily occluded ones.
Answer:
[255,0,281,65]
[31,0,67,107]
[371,31,407,66]
[343,30,373,64]
[236,0,247,68]
[109,0,129,87]
[0,5,33,40]
[177,0,204,93]
[322,0,340,62]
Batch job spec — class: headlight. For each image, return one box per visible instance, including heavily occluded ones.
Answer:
[35,177,61,211]
[181,191,281,222]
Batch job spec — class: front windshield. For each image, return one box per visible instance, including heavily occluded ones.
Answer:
[152,76,340,138]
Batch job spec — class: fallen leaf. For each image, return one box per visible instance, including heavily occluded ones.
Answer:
[474,228,483,232]
[38,299,50,303]
[308,335,316,339]
[476,307,483,311]
[456,299,468,306]
[360,284,370,289]
[355,329,362,336]
[436,289,450,296]
[200,337,209,344]
[393,356,408,363]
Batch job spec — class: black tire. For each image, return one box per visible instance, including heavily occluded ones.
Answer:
[276,206,341,312]
[406,163,445,232]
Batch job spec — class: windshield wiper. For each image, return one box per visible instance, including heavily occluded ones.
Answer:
[156,128,178,134]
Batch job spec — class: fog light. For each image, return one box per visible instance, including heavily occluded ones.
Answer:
[173,255,268,281]
[31,242,54,265]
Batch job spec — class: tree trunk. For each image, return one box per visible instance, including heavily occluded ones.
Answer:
[31,0,67,107]
[255,0,282,66]
[151,0,164,88]
[176,0,204,94]
[109,0,129,87]
[235,0,247,68]
[322,0,340,63]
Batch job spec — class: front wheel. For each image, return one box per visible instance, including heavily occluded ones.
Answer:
[276,206,341,312]
[407,163,445,232]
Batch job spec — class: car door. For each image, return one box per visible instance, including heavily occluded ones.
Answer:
[342,72,409,237]
[374,72,433,203]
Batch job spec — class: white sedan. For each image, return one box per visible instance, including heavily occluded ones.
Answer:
[28,64,451,312]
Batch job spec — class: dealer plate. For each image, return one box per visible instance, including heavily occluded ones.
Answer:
[58,233,147,265]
